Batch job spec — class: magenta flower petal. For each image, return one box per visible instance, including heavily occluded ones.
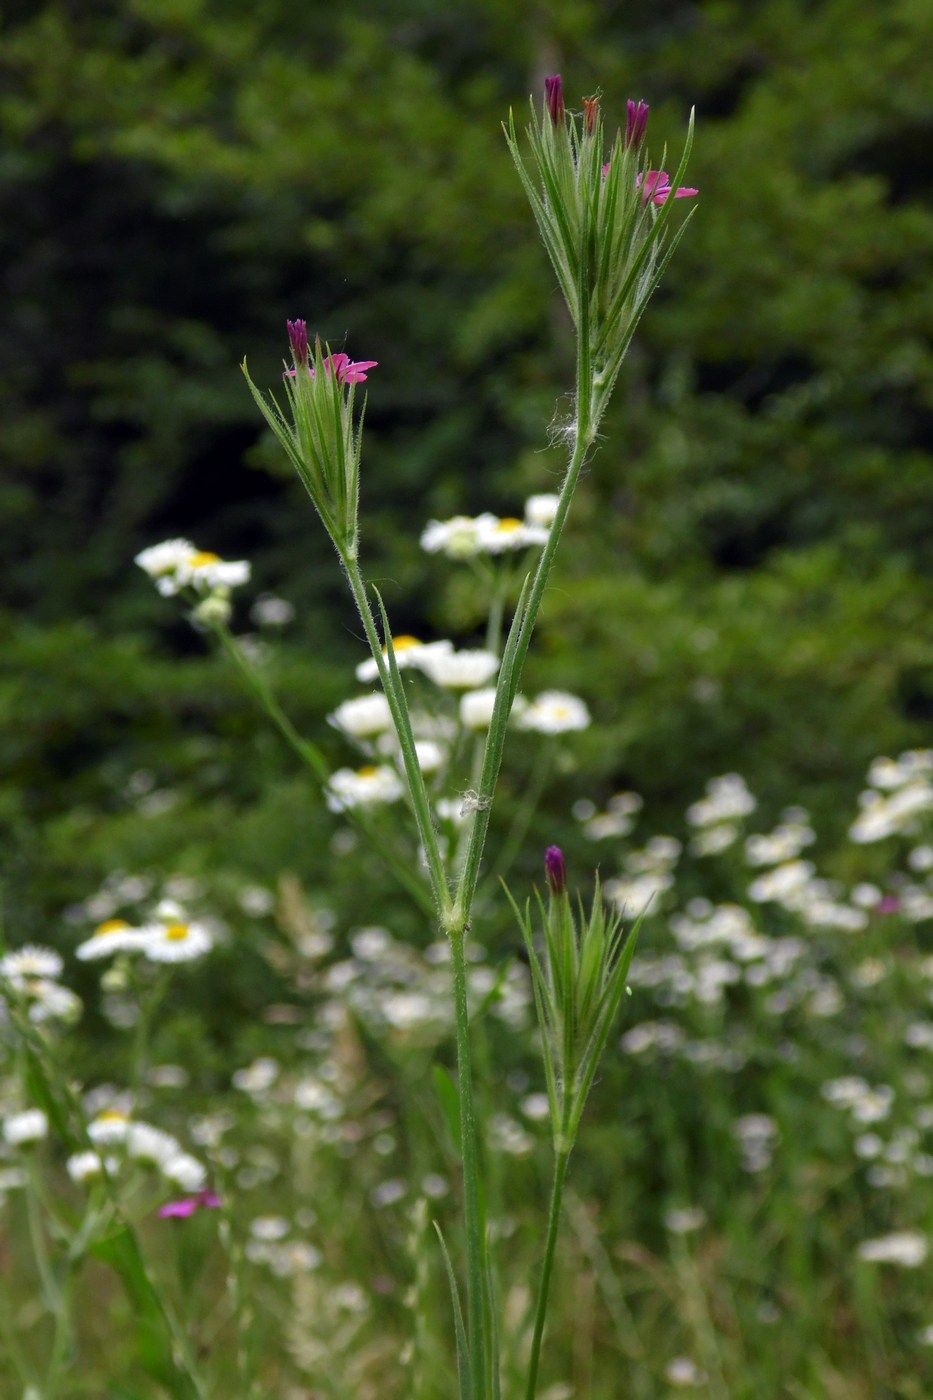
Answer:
[637,170,698,205]
[159,1198,198,1218]
[158,1189,221,1219]
[309,354,379,385]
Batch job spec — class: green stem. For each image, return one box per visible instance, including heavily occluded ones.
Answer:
[340,555,450,916]
[215,625,433,915]
[24,1159,71,1399]
[449,921,486,1399]
[452,295,596,924]
[524,1148,570,1400]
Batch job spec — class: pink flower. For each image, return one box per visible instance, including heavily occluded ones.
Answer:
[637,170,698,205]
[318,352,378,385]
[158,1189,221,1219]
[284,353,378,384]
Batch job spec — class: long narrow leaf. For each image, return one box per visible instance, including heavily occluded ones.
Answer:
[434,1223,473,1400]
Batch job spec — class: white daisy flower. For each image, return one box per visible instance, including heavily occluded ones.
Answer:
[857,1231,928,1267]
[3,1110,49,1147]
[135,538,198,594]
[459,687,498,730]
[175,550,250,593]
[88,1110,132,1146]
[76,918,149,962]
[355,636,452,683]
[326,765,405,812]
[16,980,82,1024]
[0,945,63,982]
[420,514,499,559]
[135,540,249,597]
[417,648,500,689]
[516,690,590,734]
[413,740,446,773]
[473,516,549,554]
[141,919,213,964]
[524,493,559,528]
[66,1151,112,1183]
[127,1122,182,1168]
[329,693,393,739]
[163,1152,208,1193]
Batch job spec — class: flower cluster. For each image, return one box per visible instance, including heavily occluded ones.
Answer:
[506,78,696,425]
[849,749,933,843]
[420,495,557,560]
[0,944,82,1024]
[243,321,377,558]
[135,538,250,626]
[325,625,590,812]
[67,1108,208,1195]
[75,899,215,965]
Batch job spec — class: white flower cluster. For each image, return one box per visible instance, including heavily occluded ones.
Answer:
[849,749,933,843]
[731,1113,779,1173]
[326,630,590,811]
[75,899,215,965]
[575,790,643,841]
[687,773,756,856]
[0,944,82,1025]
[67,1109,207,1192]
[605,836,681,915]
[744,807,815,865]
[857,1231,928,1268]
[326,764,405,813]
[746,857,869,931]
[420,495,557,560]
[135,538,251,597]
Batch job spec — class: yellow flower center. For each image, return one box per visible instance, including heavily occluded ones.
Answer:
[189,551,221,568]
[94,918,130,936]
[164,923,191,942]
[389,635,420,652]
[357,766,379,778]
[98,1109,128,1123]
[495,518,522,532]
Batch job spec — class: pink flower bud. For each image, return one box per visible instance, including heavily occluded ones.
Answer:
[582,95,600,136]
[544,75,564,126]
[625,99,649,150]
[287,318,309,367]
[545,845,567,895]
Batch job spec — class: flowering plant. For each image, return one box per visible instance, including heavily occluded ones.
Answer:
[2,78,695,1400]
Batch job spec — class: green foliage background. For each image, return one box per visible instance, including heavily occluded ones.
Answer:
[2,0,932,940]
